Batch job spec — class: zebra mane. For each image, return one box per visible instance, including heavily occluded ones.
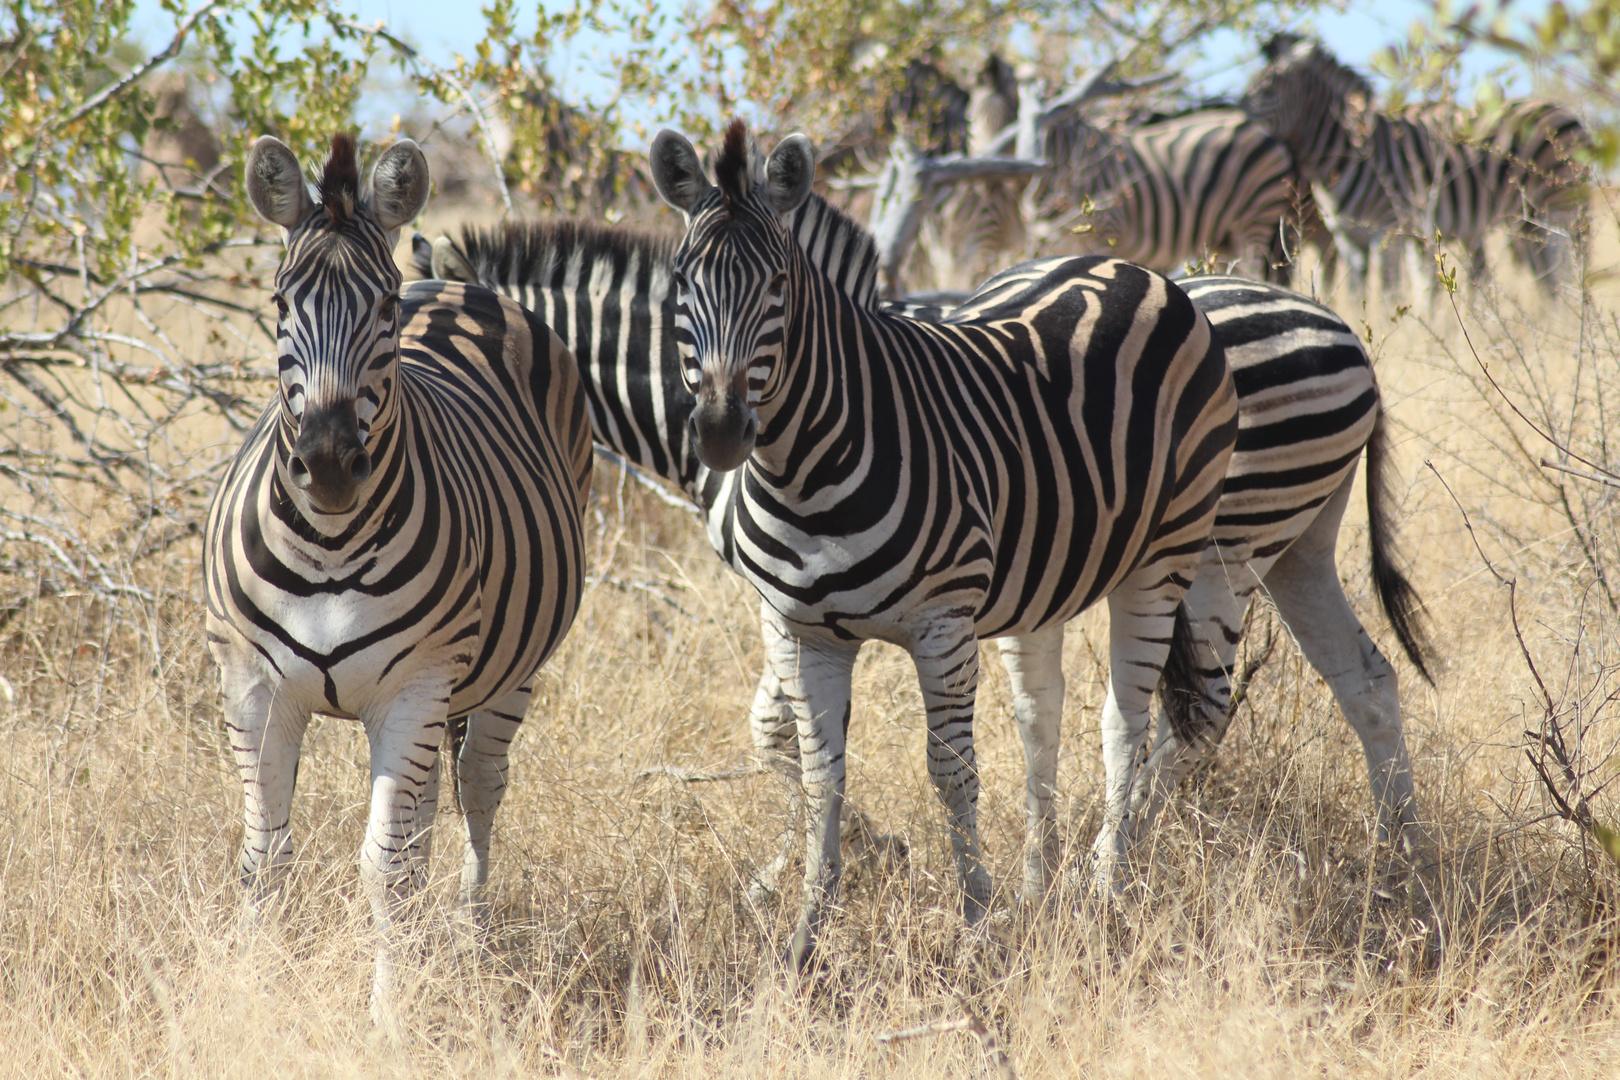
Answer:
[713,118,760,211]
[790,192,882,312]
[319,133,361,228]
[437,217,679,286]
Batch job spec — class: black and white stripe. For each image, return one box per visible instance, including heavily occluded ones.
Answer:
[1244,33,1589,292]
[206,134,592,1018]
[649,119,1239,966]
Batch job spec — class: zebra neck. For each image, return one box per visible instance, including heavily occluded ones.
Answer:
[747,243,874,485]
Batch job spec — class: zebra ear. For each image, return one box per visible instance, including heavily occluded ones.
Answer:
[650,130,711,215]
[369,139,430,233]
[764,134,815,216]
[430,236,477,282]
[245,135,314,231]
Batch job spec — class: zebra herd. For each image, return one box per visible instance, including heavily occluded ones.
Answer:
[917,34,1590,296]
[201,31,1580,1015]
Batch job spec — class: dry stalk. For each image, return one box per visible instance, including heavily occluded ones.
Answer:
[876,994,1018,1080]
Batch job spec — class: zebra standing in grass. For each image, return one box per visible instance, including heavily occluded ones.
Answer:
[1243,33,1590,293]
[649,118,1240,967]
[421,209,1436,926]
[206,133,592,1019]
[1093,274,1433,845]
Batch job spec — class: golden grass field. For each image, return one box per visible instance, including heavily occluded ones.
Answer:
[4,195,1620,1078]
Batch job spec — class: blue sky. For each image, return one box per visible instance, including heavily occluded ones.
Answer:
[130,0,1543,137]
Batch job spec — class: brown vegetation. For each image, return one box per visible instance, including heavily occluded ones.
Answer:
[2,203,1620,1076]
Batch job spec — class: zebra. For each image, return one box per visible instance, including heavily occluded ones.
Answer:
[419,211,1436,927]
[917,54,1318,290]
[648,118,1240,966]
[1243,33,1590,294]
[206,133,593,1019]
[941,269,1435,851]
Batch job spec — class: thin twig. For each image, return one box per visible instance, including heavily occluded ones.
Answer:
[632,763,766,784]
[332,13,514,218]
[52,0,228,131]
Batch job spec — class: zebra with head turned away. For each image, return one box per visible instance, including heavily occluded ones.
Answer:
[920,53,1319,291]
[1243,33,1590,296]
[206,133,592,1021]
[647,118,1239,967]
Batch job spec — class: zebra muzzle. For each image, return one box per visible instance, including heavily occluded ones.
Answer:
[288,404,372,514]
[688,392,756,472]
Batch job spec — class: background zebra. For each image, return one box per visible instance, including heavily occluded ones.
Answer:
[207,133,592,1020]
[649,119,1239,967]
[1243,33,1590,294]
[917,53,1316,290]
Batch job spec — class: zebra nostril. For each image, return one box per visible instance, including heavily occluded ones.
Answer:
[349,451,372,484]
[287,455,311,488]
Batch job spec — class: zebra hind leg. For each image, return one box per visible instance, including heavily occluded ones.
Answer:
[1262,479,1418,848]
[1090,564,1199,896]
[995,626,1066,902]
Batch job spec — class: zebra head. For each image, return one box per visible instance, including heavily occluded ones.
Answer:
[245,133,430,516]
[648,120,815,472]
[1243,35,1376,175]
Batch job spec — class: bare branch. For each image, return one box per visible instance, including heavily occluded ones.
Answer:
[333,13,514,218]
[53,1,228,131]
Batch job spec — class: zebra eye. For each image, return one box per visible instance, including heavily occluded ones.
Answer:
[378,294,399,321]
[765,273,787,299]
[272,294,289,318]
[671,269,689,292]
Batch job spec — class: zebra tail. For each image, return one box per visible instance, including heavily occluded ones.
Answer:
[1158,601,1221,743]
[1365,407,1437,684]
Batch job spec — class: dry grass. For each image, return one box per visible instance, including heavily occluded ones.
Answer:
[4,208,1620,1078]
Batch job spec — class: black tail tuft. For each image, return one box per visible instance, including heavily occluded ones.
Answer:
[1160,601,1218,742]
[1365,408,1437,684]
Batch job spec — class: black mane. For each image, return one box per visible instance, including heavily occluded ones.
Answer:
[319,132,360,228]
[713,118,754,209]
[421,217,680,286]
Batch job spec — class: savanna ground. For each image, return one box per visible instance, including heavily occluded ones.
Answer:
[5,193,1620,1079]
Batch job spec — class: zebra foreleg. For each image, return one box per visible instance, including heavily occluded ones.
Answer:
[995,626,1066,901]
[359,689,451,1024]
[1091,574,1188,895]
[765,615,860,973]
[745,658,803,907]
[222,666,310,932]
[914,618,992,924]
[454,684,529,921]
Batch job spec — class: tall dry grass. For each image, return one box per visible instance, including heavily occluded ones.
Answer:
[3,208,1620,1078]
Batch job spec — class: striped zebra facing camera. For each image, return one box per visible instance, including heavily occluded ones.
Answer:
[204,133,592,1022]
[650,119,1240,969]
